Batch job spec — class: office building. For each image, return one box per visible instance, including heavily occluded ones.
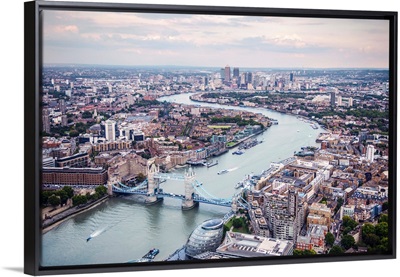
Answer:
[348,97,353,107]
[42,167,108,186]
[246,72,253,84]
[186,219,224,258]
[58,99,66,113]
[61,114,68,127]
[289,73,294,82]
[296,224,328,252]
[217,232,294,257]
[264,191,304,242]
[92,140,132,152]
[307,202,332,228]
[105,120,116,141]
[337,95,342,106]
[366,144,375,163]
[220,68,225,80]
[330,91,336,106]
[233,67,239,78]
[55,152,90,168]
[42,157,55,167]
[43,108,51,134]
[274,214,298,241]
[224,65,231,82]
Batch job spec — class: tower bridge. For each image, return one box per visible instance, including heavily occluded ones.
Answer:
[109,159,246,211]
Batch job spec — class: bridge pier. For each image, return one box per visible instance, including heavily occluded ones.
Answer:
[182,201,199,210]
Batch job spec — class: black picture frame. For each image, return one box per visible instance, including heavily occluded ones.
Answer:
[24,0,397,275]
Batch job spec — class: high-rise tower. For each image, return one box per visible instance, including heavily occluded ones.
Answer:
[224,65,231,82]
[330,91,336,106]
[104,120,116,141]
[42,108,50,134]
[233,67,239,78]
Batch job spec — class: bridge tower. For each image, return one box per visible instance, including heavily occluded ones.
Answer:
[231,195,238,213]
[146,158,161,204]
[107,174,121,196]
[182,167,197,210]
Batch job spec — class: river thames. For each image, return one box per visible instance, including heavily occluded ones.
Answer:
[41,93,321,266]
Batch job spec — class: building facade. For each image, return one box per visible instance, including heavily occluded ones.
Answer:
[55,152,90,168]
[42,167,108,186]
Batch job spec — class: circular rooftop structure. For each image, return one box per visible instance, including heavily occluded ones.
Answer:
[185,218,224,258]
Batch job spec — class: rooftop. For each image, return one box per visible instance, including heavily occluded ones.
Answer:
[216,232,293,257]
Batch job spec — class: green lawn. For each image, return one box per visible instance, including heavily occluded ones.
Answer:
[224,217,250,234]
[207,125,232,129]
[226,141,237,147]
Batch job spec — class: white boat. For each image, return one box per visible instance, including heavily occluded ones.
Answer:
[217,169,228,175]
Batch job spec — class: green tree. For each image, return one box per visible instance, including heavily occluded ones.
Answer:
[375,222,388,238]
[82,111,93,118]
[335,197,344,213]
[378,214,388,223]
[69,130,79,137]
[62,186,74,198]
[48,194,60,207]
[343,226,353,235]
[56,190,69,206]
[380,237,389,250]
[329,245,344,255]
[342,215,358,230]
[72,195,88,206]
[232,218,243,228]
[41,191,53,206]
[363,233,380,247]
[382,202,389,211]
[293,249,316,256]
[325,232,335,247]
[362,223,375,240]
[95,185,107,196]
[341,235,356,250]
[92,192,100,201]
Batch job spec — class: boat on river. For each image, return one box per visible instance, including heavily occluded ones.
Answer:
[142,248,159,259]
[206,160,218,168]
[217,169,228,175]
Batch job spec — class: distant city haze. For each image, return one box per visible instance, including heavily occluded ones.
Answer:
[42,10,389,68]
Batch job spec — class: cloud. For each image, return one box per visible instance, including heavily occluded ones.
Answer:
[41,10,390,68]
[270,34,307,48]
[45,24,79,35]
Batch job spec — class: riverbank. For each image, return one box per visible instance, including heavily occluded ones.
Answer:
[226,128,266,149]
[189,93,327,132]
[42,196,109,234]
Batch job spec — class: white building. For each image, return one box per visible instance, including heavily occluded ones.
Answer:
[340,205,355,220]
[217,232,294,257]
[105,120,116,141]
[348,97,353,107]
[366,144,375,163]
[337,95,342,106]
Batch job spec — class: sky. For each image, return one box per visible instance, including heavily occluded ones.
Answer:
[42,10,390,68]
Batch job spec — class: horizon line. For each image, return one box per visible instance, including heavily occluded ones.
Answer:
[43,63,389,71]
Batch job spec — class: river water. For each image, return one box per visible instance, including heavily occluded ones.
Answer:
[41,93,321,266]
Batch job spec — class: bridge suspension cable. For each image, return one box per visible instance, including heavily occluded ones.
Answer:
[191,181,232,204]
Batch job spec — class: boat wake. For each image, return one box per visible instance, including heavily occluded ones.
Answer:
[87,227,106,242]
[228,167,239,172]
[87,215,131,242]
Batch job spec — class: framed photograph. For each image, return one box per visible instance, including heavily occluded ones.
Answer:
[24,0,397,275]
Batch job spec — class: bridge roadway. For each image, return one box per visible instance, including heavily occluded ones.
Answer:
[112,182,234,208]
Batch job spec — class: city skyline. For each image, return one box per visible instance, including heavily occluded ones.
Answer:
[42,10,389,68]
